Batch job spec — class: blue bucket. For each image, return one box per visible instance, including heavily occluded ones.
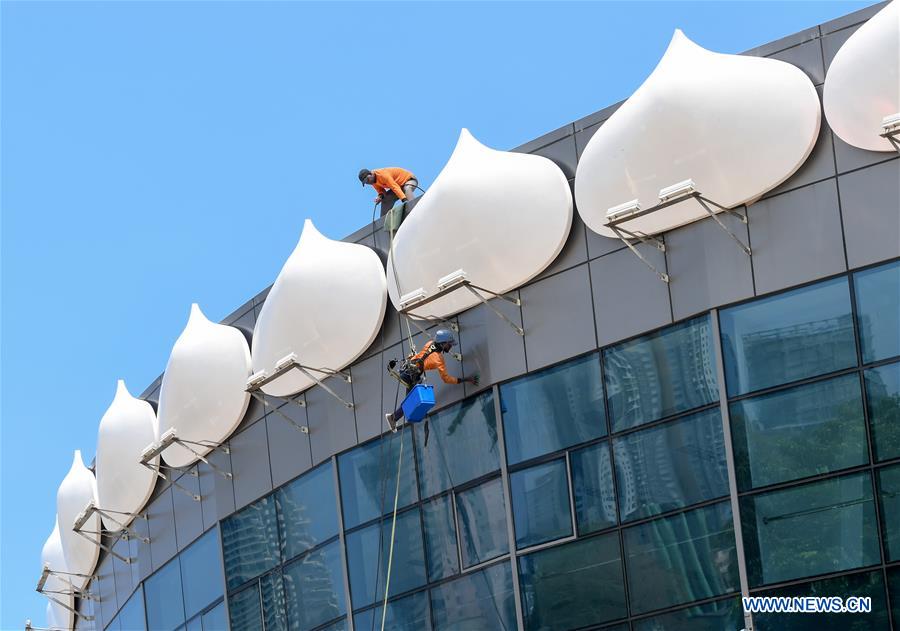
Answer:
[401,384,436,423]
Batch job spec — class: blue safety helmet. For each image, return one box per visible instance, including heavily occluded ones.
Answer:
[434,329,456,346]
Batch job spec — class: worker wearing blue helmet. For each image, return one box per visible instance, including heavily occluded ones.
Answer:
[385,329,477,432]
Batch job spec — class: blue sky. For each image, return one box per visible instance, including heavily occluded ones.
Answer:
[1,1,877,627]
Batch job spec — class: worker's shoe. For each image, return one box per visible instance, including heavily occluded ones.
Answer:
[385,412,398,433]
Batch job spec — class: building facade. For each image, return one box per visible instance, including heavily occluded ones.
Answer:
[70,4,899,630]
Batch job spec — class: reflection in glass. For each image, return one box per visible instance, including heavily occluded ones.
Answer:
[221,495,280,591]
[422,495,459,581]
[519,533,626,630]
[352,591,432,631]
[570,442,616,534]
[719,277,856,397]
[878,464,900,562]
[741,472,879,587]
[228,583,261,631]
[614,408,728,522]
[605,316,718,431]
[854,260,900,363]
[455,478,509,567]
[510,459,572,549]
[339,429,417,529]
[345,509,426,609]
[753,570,889,630]
[277,461,339,560]
[180,529,224,619]
[283,541,347,630]
[889,567,900,627]
[430,563,516,630]
[116,586,146,631]
[201,602,227,631]
[260,570,287,631]
[866,362,900,462]
[145,557,185,631]
[415,392,500,498]
[632,598,745,631]
[500,354,606,465]
[624,501,738,614]
[730,374,867,490]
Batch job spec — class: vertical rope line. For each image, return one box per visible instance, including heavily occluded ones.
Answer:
[380,428,404,631]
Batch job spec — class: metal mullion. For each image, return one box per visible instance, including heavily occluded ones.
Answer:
[598,349,632,625]
[566,451,577,542]
[726,364,867,404]
[852,263,896,631]
[746,564,886,595]
[735,463,873,499]
[625,591,743,626]
[710,308,754,631]
[493,384,526,631]
[514,534,579,558]
[332,455,355,631]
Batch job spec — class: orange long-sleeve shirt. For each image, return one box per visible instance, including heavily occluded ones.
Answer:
[371,167,414,200]
[411,341,459,384]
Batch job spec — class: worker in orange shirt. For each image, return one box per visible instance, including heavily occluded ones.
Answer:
[358,166,419,216]
[386,330,477,434]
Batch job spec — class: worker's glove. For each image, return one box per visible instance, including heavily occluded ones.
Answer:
[375,195,383,204]
[387,359,397,370]
[466,374,480,386]
[391,199,406,212]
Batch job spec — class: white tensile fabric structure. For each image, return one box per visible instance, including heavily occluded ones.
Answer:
[386,128,573,318]
[575,29,821,238]
[41,519,74,630]
[157,303,252,468]
[56,451,100,592]
[824,0,899,152]
[252,219,388,397]
[95,380,159,531]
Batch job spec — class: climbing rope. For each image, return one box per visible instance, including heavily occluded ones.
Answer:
[379,418,404,631]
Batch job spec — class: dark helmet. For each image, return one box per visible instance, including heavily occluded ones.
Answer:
[358,168,372,185]
[434,329,456,346]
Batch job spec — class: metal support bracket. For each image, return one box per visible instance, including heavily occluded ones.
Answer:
[36,564,98,615]
[608,224,670,283]
[246,357,354,411]
[247,390,310,434]
[139,429,232,502]
[399,276,524,336]
[73,501,149,547]
[880,128,900,153]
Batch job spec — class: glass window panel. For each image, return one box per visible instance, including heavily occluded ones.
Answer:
[854,260,900,363]
[416,393,500,498]
[430,562,516,631]
[878,464,900,562]
[116,586,145,631]
[604,316,718,432]
[352,592,432,631]
[519,533,626,630]
[316,619,348,631]
[422,495,459,581]
[145,557,185,631]
[632,598,745,631]
[201,603,227,631]
[283,540,347,630]
[227,583,261,631]
[261,570,287,631]
[277,461,339,560]
[510,459,572,549]
[624,501,739,615]
[614,408,729,522]
[730,374,868,490]
[741,472,880,587]
[719,277,856,397]
[221,495,280,591]
[500,354,606,465]
[346,509,426,609]
[889,567,900,627]
[455,478,508,567]
[339,429,418,530]
[570,442,617,535]
[866,362,900,462]
[753,570,889,631]
[184,617,202,631]
[180,529,224,619]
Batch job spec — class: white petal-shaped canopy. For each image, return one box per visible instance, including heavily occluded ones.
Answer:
[824,0,899,152]
[386,128,573,318]
[95,380,159,531]
[575,30,821,238]
[252,219,388,397]
[157,303,252,468]
[41,519,74,630]
[56,451,100,591]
